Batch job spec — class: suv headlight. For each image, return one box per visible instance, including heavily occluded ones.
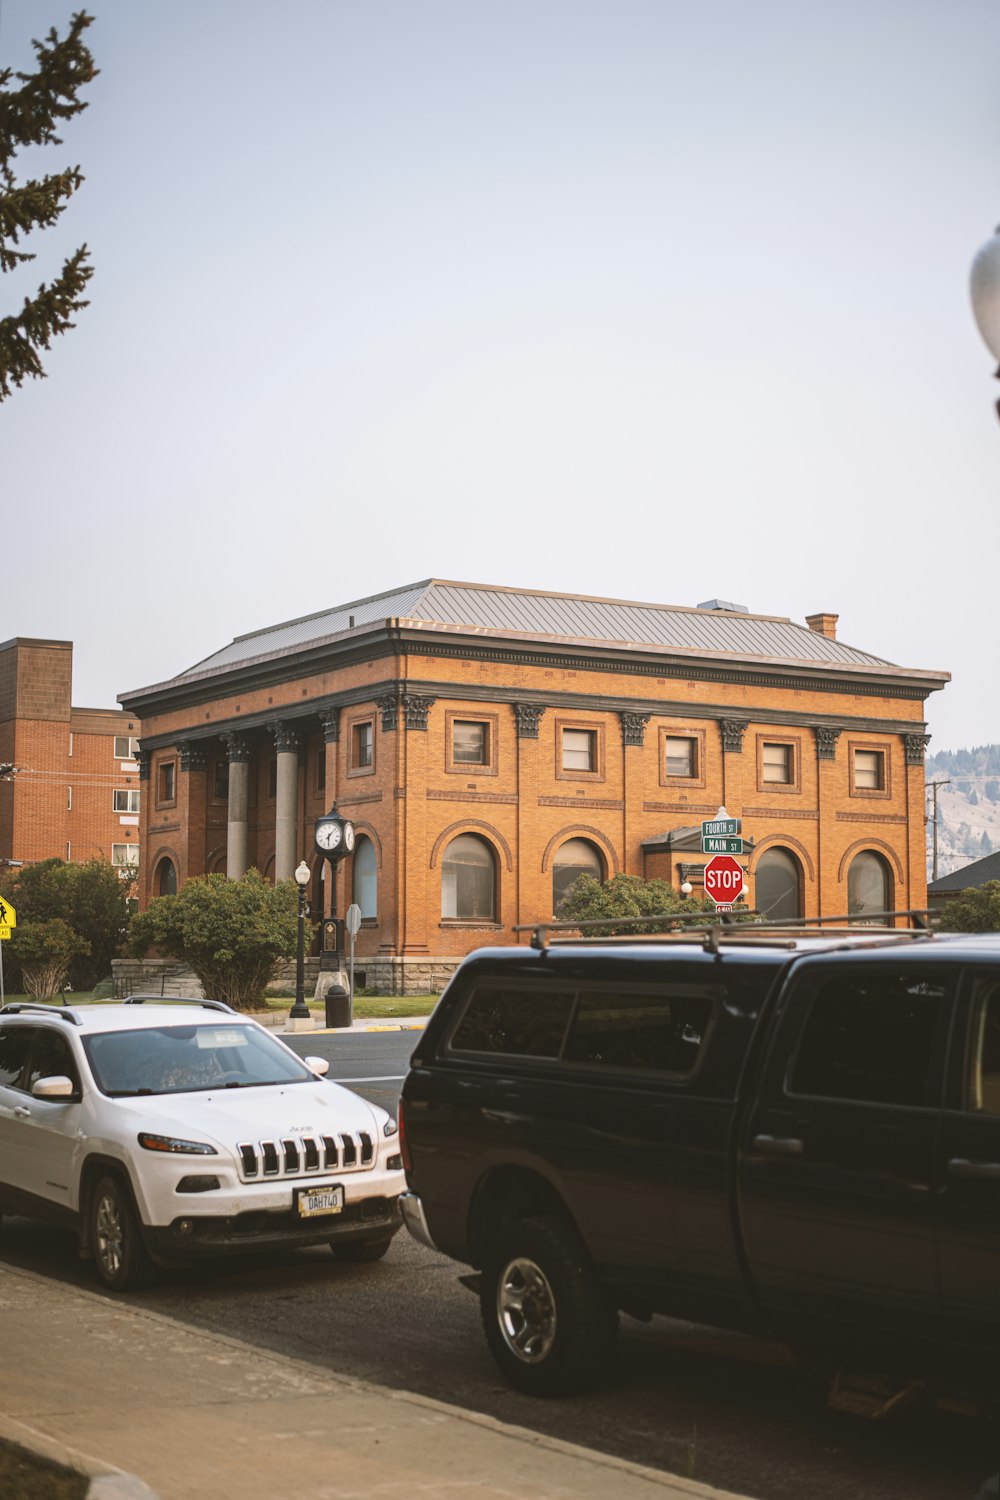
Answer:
[383,1117,398,1138]
[138,1132,218,1155]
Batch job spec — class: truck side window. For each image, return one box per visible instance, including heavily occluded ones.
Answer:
[450,986,574,1058]
[563,990,713,1074]
[789,972,948,1108]
[965,979,1000,1115]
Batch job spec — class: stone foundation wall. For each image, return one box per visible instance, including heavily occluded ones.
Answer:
[111,956,322,1001]
[356,956,461,996]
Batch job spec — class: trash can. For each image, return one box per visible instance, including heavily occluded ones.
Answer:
[324,981,351,1029]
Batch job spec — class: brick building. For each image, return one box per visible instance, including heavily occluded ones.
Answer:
[0,638,141,874]
[119,581,949,992]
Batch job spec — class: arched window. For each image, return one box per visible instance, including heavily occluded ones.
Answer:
[156,858,177,897]
[442,834,496,921]
[848,850,891,921]
[755,847,801,921]
[552,838,603,912]
[353,836,377,920]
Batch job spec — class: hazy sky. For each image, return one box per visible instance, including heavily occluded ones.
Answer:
[2,1,998,751]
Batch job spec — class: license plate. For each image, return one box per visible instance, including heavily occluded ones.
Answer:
[296,1185,345,1218]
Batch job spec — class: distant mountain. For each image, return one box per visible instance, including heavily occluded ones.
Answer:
[925,744,1000,879]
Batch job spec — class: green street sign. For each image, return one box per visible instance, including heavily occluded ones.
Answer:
[702,836,744,855]
[702,815,741,839]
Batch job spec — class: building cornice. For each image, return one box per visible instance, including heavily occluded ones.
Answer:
[119,619,949,720]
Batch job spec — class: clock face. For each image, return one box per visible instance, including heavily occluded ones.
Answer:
[343,823,355,852]
[316,821,342,851]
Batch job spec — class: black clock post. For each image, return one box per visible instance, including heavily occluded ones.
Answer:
[313,804,356,1028]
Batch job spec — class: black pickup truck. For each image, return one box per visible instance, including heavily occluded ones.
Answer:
[398,929,1000,1397]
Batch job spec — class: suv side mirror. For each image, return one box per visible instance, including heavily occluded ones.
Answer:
[32,1075,77,1100]
[304,1056,330,1077]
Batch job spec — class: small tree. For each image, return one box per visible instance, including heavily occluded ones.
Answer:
[129,870,302,1012]
[556,872,743,936]
[937,881,1000,933]
[0,856,129,990]
[11,917,89,998]
[1,11,98,401]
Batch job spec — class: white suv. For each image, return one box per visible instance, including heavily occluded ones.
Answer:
[0,998,405,1290]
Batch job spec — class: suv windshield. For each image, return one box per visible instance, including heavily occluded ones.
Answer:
[83,1023,314,1096]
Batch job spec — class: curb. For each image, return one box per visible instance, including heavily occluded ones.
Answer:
[298,1020,427,1034]
[0,1412,159,1499]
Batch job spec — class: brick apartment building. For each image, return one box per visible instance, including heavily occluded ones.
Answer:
[119,580,949,992]
[0,638,141,876]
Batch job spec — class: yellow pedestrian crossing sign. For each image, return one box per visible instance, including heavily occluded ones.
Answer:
[0,928,9,941]
[0,897,15,939]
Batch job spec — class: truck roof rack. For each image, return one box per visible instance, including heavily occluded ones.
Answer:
[513,909,939,953]
[122,996,237,1015]
[0,1002,84,1025]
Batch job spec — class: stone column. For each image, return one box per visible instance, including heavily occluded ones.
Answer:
[273,722,300,883]
[225,733,251,880]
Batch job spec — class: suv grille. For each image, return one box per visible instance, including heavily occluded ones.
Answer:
[237,1132,374,1180]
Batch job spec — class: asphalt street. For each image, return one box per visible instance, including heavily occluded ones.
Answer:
[1,1029,995,1500]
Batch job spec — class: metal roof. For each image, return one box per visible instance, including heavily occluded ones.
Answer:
[182,579,895,680]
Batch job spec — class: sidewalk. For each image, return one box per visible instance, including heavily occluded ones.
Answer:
[0,1262,749,1500]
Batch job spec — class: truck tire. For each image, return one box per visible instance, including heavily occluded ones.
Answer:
[479,1214,617,1395]
[90,1173,156,1292]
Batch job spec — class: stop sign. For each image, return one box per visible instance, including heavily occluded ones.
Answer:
[704,853,745,907]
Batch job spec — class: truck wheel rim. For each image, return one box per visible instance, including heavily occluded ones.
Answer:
[497,1256,557,1363]
[95,1194,123,1276]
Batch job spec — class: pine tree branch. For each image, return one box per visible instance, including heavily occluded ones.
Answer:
[0,244,92,400]
[0,166,84,267]
[0,13,97,170]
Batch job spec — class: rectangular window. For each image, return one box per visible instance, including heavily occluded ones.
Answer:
[564,990,713,1075]
[114,736,140,761]
[114,788,141,813]
[67,785,72,811]
[159,761,176,803]
[562,728,596,772]
[352,721,373,770]
[762,743,793,784]
[214,760,229,801]
[112,843,139,868]
[453,720,488,765]
[790,971,950,1108]
[854,749,885,790]
[664,736,697,778]
[450,987,574,1058]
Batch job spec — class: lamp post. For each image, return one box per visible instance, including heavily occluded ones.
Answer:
[970,225,1000,420]
[290,860,312,1021]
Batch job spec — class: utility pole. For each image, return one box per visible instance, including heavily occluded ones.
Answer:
[926,780,951,882]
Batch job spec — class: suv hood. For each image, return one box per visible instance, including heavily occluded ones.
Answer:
[114,1080,380,1148]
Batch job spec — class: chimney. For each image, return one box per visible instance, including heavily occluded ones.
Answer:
[806,612,838,640]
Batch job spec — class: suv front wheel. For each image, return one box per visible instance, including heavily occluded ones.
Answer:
[90,1173,156,1291]
[480,1214,617,1395]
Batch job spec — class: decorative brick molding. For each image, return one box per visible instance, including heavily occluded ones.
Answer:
[904,732,931,765]
[721,719,748,753]
[376,694,398,731]
[836,837,905,883]
[748,832,816,882]
[338,790,383,807]
[643,801,717,814]
[429,819,514,871]
[401,693,435,730]
[836,811,906,824]
[225,731,252,764]
[271,721,300,755]
[319,708,340,743]
[538,795,624,810]
[620,711,650,747]
[815,726,842,760]
[513,703,546,739]
[540,825,621,876]
[427,790,519,804]
[136,748,150,781]
[743,806,818,821]
[178,742,208,773]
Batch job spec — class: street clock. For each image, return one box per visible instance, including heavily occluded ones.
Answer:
[314,806,355,861]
